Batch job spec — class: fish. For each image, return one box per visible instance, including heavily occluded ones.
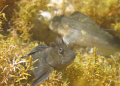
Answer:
[21,36,76,86]
[49,11,120,56]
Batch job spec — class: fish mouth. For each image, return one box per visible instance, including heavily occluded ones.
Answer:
[49,22,59,33]
[49,22,53,30]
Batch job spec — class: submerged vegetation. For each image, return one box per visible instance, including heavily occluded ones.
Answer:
[0,0,120,86]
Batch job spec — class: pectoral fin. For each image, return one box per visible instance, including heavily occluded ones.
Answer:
[31,65,51,86]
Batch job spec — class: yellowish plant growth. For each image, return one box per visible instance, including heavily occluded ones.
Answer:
[0,0,120,86]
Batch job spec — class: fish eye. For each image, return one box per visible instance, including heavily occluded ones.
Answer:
[58,48,64,54]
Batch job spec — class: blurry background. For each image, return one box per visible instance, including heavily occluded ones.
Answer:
[0,0,120,86]
[1,0,120,44]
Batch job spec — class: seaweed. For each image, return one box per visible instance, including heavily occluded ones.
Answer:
[1,0,120,86]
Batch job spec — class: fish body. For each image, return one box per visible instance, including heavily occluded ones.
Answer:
[22,37,76,86]
[49,11,120,56]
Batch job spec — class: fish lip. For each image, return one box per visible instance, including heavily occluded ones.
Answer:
[49,22,59,33]
[49,22,53,30]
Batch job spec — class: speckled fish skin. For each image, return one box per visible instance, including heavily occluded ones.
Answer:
[49,11,120,56]
[69,11,98,27]
[23,37,76,86]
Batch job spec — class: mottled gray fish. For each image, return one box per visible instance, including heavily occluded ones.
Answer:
[22,36,76,86]
[49,11,120,56]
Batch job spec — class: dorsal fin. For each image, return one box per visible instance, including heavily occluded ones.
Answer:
[28,44,48,56]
